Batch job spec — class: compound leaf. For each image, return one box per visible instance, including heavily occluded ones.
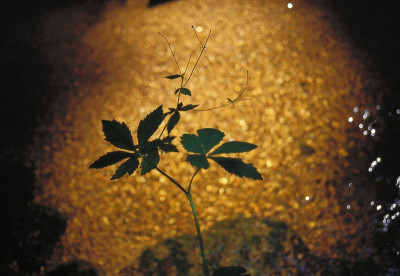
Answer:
[90,151,133,169]
[165,74,182,80]
[186,154,210,169]
[210,157,262,180]
[181,134,204,154]
[179,104,199,111]
[140,150,160,175]
[198,128,225,154]
[110,157,139,180]
[102,120,135,151]
[167,111,180,134]
[209,141,257,156]
[137,105,164,149]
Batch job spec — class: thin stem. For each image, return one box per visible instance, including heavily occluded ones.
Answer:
[188,168,200,193]
[139,153,187,195]
[187,192,209,276]
[183,30,211,88]
[158,32,182,75]
[183,54,192,75]
[192,25,204,48]
[194,70,249,111]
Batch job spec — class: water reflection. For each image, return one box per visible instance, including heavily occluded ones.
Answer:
[348,102,400,261]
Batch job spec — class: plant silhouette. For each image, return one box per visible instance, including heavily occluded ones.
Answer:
[90,27,262,276]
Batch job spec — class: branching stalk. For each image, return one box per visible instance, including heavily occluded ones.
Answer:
[158,32,182,74]
[183,30,211,87]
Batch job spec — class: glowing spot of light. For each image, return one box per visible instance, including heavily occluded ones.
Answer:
[305,196,310,201]
[287,3,293,9]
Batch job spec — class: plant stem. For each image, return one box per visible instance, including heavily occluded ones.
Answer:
[187,192,209,276]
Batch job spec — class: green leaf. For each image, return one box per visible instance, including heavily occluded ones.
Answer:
[141,150,160,175]
[210,157,263,180]
[89,151,133,169]
[161,136,176,143]
[137,105,164,149]
[102,120,135,151]
[158,143,178,152]
[165,74,182,79]
[197,128,225,154]
[209,141,257,156]
[167,111,180,134]
[186,154,210,169]
[178,88,191,96]
[179,104,199,111]
[110,157,139,180]
[212,266,248,276]
[181,134,204,154]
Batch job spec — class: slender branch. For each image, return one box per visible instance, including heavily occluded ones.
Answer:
[183,30,211,88]
[139,153,187,195]
[158,118,170,139]
[183,54,192,75]
[187,192,209,276]
[191,25,204,48]
[188,168,200,193]
[194,70,249,112]
[158,32,182,75]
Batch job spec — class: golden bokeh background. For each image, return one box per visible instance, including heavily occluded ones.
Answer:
[30,0,377,274]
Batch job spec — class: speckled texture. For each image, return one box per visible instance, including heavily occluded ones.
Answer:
[31,0,377,274]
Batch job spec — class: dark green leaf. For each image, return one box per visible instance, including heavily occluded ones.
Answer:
[174,88,180,95]
[186,154,210,169]
[140,140,160,155]
[167,111,180,134]
[179,88,191,96]
[102,120,135,151]
[212,266,248,276]
[177,102,183,109]
[209,141,257,156]
[110,157,139,180]
[165,74,182,79]
[141,150,160,175]
[137,105,164,149]
[161,136,176,143]
[90,151,133,169]
[181,134,204,154]
[210,157,262,180]
[159,143,178,152]
[179,104,199,111]
[198,128,225,154]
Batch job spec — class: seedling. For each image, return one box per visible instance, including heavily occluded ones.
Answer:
[90,27,262,276]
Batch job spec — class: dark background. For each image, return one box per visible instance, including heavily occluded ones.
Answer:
[1,0,399,274]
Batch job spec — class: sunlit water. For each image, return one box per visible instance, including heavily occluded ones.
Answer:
[30,0,392,274]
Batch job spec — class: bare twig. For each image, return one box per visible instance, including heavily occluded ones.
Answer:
[183,30,211,87]
[195,71,249,111]
[158,32,182,75]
